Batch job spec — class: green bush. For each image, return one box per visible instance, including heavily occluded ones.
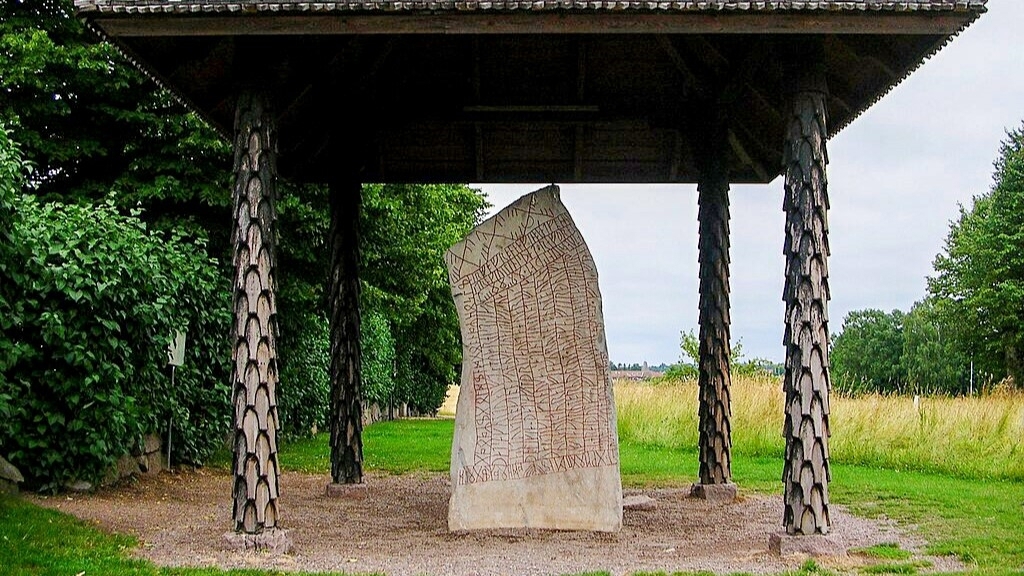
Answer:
[276,311,330,439]
[0,194,230,491]
[0,125,28,428]
[361,308,396,408]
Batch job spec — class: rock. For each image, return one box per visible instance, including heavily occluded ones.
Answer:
[689,482,738,504]
[623,495,657,511]
[223,527,292,554]
[102,453,141,486]
[0,455,24,484]
[769,532,846,557]
[445,185,622,532]
[143,434,162,454]
[137,452,165,475]
[0,454,22,496]
[65,479,94,493]
[325,482,368,499]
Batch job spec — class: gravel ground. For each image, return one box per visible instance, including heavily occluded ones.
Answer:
[31,468,961,575]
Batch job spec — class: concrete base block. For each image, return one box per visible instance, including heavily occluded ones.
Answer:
[622,495,657,511]
[689,482,737,504]
[325,482,368,498]
[223,528,292,554]
[769,532,845,557]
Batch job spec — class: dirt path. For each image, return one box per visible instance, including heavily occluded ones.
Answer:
[31,469,958,575]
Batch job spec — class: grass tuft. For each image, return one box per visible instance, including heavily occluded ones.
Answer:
[860,560,932,575]
[852,543,913,561]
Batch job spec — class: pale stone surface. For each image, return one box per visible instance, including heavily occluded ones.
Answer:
[0,455,23,484]
[623,495,657,511]
[65,479,94,493]
[444,185,622,532]
[223,528,292,554]
[689,482,738,504]
[769,532,846,557]
[0,455,21,495]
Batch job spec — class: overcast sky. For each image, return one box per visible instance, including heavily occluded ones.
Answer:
[474,0,1024,365]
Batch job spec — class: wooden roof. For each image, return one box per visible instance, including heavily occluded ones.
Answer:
[77,0,986,184]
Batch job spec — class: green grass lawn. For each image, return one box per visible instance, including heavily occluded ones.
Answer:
[4,418,1023,575]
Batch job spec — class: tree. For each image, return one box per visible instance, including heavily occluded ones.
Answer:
[0,0,231,235]
[361,183,488,412]
[900,299,969,394]
[664,329,771,381]
[830,309,905,394]
[929,124,1024,388]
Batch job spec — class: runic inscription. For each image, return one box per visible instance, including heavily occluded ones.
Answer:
[445,185,621,532]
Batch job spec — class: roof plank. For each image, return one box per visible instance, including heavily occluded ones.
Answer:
[94,12,979,36]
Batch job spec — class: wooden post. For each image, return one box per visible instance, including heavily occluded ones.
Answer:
[781,61,833,536]
[327,179,365,487]
[692,141,736,501]
[227,91,289,551]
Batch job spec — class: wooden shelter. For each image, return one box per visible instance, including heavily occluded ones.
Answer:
[76,0,986,550]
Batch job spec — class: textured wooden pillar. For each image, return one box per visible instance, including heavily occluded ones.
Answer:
[696,157,734,489]
[328,180,364,486]
[228,92,285,539]
[781,68,833,535]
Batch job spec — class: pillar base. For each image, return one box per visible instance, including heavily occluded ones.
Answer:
[768,532,843,557]
[689,482,737,504]
[325,481,368,499]
[222,528,292,554]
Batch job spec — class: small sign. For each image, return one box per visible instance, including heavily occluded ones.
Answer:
[167,330,186,367]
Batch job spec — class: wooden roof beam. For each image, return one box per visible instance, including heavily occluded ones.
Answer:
[831,36,898,81]
[727,129,770,182]
[656,35,707,98]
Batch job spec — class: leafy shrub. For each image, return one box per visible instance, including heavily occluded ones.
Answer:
[276,311,330,439]
[361,308,396,408]
[0,125,29,428]
[0,194,230,491]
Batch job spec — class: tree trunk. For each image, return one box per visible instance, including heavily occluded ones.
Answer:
[781,70,833,535]
[229,92,284,533]
[696,159,733,486]
[328,180,364,485]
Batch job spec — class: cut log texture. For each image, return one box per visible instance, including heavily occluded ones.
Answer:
[328,180,364,485]
[230,92,283,533]
[781,80,833,536]
[696,165,733,486]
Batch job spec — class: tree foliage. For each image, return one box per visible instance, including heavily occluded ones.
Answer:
[830,309,905,394]
[361,183,487,413]
[830,302,972,396]
[1,0,490,466]
[929,124,1024,388]
[662,329,775,381]
[0,0,232,236]
[900,299,970,394]
[0,187,230,490]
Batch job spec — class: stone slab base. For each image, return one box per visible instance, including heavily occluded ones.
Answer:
[325,482,368,499]
[449,465,622,532]
[623,495,657,511]
[769,532,844,557]
[689,482,737,504]
[223,528,292,554]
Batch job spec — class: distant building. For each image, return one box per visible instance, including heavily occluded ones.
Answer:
[609,361,664,381]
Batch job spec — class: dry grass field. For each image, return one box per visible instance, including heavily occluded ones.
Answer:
[616,376,1024,481]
